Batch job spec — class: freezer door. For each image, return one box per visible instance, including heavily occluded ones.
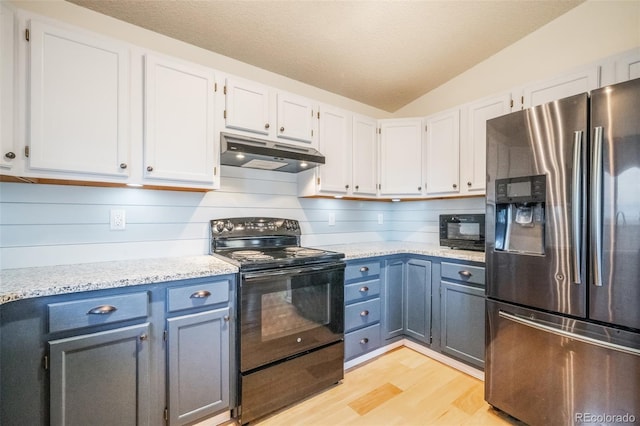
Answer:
[485,299,640,426]
[590,78,640,330]
[486,94,588,317]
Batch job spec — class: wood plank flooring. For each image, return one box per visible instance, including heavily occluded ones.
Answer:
[254,347,523,425]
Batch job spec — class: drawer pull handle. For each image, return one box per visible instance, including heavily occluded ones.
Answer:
[359,286,369,293]
[360,310,369,317]
[360,338,369,344]
[87,305,117,315]
[190,290,211,299]
[458,270,472,278]
[360,266,369,272]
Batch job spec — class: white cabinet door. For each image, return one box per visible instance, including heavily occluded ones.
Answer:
[276,91,316,145]
[460,93,511,195]
[224,77,270,135]
[425,109,460,196]
[0,4,17,171]
[614,49,640,82]
[352,114,378,197]
[143,54,216,186]
[315,104,351,194]
[520,65,600,109]
[379,118,423,197]
[28,19,129,178]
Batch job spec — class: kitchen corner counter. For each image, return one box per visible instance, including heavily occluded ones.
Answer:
[315,242,485,263]
[0,256,238,305]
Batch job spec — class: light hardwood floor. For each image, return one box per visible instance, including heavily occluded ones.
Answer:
[254,347,522,425]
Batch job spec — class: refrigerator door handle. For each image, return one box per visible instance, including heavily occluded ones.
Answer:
[498,310,640,357]
[590,126,604,287]
[571,130,583,284]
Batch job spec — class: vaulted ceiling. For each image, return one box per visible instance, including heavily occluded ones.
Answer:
[67,0,584,112]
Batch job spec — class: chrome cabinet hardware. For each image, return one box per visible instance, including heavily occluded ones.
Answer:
[119,163,127,169]
[359,338,369,344]
[223,315,230,322]
[467,181,472,186]
[264,123,270,129]
[190,290,211,299]
[87,305,117,315]
[458,270,472,278]
[139,333,148,341]
[359,266,369,272]
[280,126,285,132]
[4,152,15,159]
[360,310,369,317]
[359,286,369,293]
[147,166,154,172]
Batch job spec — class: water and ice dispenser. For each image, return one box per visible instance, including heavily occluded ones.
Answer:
[494,175,546,255]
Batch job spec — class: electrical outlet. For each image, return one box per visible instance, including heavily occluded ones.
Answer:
[110,209,126,230]
[328,212,336,226]
[378,213,384,224]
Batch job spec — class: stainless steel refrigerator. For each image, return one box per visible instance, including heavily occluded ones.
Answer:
[485,78,640,426]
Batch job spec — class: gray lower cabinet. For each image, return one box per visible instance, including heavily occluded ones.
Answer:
[344,259,383,360]
[383,257,432,345]
[49,323,152,426]
[440,262,486,368]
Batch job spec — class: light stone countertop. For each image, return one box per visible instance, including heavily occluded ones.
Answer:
[0,256,238,305]
[0,242,483,305]
[315,241,485,263]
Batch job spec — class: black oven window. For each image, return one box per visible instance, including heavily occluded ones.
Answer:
[447,223,480,240]
[260,281,330,342]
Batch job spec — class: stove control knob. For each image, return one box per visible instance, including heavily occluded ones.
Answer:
[214,221,225,233]
[224,221,234,231]
[291,221,298,231]
[284,220,292,230]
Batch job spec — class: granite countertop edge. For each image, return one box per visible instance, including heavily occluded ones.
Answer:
[0,242,484,305]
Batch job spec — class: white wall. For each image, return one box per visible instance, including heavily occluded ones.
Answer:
[395,0,640,117]
[0,170,483,269]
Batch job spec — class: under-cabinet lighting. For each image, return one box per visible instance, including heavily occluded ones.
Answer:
[236,153,245,159]
[300,162,308,168]
[127,183,143,188]
[391,198,401,202]
[334,195,343,199]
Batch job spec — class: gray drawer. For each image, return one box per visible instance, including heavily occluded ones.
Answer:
[167,279,230,312]
[345,298,381,332]
[345,260,381,282]
[345,279,381,303]
[48,292,149,333]
[441,262,485,286]
[345,323,381,360]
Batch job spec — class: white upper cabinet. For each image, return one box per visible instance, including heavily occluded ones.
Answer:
[224,77,271,135]
[223,76,317,147]
[0,4,17,171]
[27,18,130,179]
[143,53,216,187]
[379,118,424,197]
[276,91,316,144]
[316,104,351,194]
[459,93,512,195]
[298,104,351,197]
[424,109,460,196]
[518,65,600,109]
[352,114,378,197]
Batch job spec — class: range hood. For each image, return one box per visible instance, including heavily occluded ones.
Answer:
[220,132,325,173]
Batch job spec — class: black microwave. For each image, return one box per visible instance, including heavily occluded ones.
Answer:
[439,214,485,252]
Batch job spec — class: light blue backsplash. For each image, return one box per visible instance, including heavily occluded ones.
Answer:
[0,167,484,269]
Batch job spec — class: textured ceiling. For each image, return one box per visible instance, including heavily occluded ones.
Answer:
[66,0,583,112]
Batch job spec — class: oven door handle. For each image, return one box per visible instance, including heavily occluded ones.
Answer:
[243,263,344,280]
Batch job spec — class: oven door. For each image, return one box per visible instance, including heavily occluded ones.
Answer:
[239,262,345,372]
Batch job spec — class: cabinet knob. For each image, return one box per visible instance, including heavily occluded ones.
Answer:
[147,166,154,172]
[467,181,472,187]
[418,186,422,191]
[280,126,285,132]
[452,183,458,189]
[355,185,359,190]
[345,184,349,189]
[360,266,369,272]
[359,286,369,293]
[360,310,369,317]
[223,315,230,322]
[458,270,472,278]
[87,305,117,315]
[4,152,15,159]
[119,163,127,169]
[139,333,149,341]
[265,123,270,129]
[359,338,369,344]
[190,290,212,299]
